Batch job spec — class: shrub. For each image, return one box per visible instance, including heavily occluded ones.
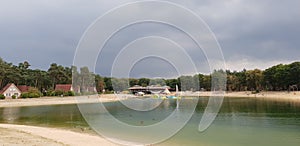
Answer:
[48,91,56,96]
[67,91,75,96]
[55,90,64,96]
[28,92,40,98]
[21,92,29,98]
[21,87,42,98]
[12,95,16,99]
[46,90,75,97]
[0,94,5,100]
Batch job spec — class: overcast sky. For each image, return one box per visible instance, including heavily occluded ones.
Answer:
[1,0,299,78]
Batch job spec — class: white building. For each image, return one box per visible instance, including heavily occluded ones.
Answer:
[0,83,22,99]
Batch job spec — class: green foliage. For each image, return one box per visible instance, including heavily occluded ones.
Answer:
[12,95,16,99]
[0,57,299,93]
[111,78,129,92]
[21,92,40,98]
[54,90,64,96]
[21,92,29,98]
[21,87,42,98]
[179,75,199,91]
[46,90,75,97]
[63,91,75,96]
[138,78,150,87]
[165,79,180,89]
[0,94,5,100]
[67,91,75,96]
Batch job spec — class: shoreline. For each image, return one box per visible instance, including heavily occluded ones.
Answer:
[197,91,300,101]
[0,124,117,146]
[0,92,300,108]
[0,94,119,108]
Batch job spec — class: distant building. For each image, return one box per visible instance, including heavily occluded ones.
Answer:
[0,83,22,99]
[128,85,171,94]
[55,84,72,92]
[17,85,30,93]
[55,84,80,93]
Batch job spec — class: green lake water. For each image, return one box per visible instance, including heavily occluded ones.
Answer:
[0,97,300,146]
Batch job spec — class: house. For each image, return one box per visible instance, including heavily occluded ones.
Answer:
[55,84,73,92]
[17,85,30,93]
[0,83,22,99]
[55,84,80,93]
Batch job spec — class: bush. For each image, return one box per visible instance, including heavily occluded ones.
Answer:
[54,90,64,96]
[46,90,75,97]
[21,92,29,98]
[21,87,42,98]
[67,91,75,96]
[12,95,16,99]
[0,94,5,100]
[28,92,40,98]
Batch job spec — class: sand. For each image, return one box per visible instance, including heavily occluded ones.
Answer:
[0,94,119,108]
[197,91,300,101]
[0,124,117,146]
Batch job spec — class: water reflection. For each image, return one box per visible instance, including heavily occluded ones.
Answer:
[2,107,20,123]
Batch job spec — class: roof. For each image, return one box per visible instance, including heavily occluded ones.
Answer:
[0,83,13,94]
[17,85,30,93]
[55,84,72,92]
[0,83,22,94]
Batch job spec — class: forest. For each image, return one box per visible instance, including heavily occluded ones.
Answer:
[1,57,299,93]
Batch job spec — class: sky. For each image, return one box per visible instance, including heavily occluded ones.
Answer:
[1,0,299,78]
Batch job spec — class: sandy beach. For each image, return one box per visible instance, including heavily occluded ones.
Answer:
[0,94,119,108]
[198,91,300,101]
[0,124,117,146]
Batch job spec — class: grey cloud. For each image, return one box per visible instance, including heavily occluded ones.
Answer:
[0,0,299,77]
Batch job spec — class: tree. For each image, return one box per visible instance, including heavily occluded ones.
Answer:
[246,69,263,91]
[0,57,300,93]
[211,70,227,91]
[95,75,105,93]
[79,67,95,92]
[104,77,113,91]
[179,75,198,91]
[129,78,139,87]
[138,78,150,87]
[48,63,70,88]
[165,79,179,89]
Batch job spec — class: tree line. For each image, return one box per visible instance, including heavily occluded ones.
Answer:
[1,57,299,93]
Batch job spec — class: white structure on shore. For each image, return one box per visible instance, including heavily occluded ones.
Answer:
[0,83,21,99]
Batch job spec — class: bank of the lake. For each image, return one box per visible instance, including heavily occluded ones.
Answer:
[0,124,117,146]
[0,92,299,108]
[0,94,119,108]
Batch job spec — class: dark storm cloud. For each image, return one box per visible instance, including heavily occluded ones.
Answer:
[0,0,299,77]
[193,0,300,71]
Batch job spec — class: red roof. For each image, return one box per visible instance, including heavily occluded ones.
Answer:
[0,83,13,94]
[55,84,72,92]
[0,83,24,94]
[17,85,30,93]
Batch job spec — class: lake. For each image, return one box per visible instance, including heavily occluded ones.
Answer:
[1,97,300,146]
